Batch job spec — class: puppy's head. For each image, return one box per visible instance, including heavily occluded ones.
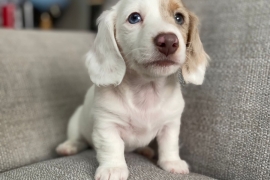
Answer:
[86,0,209,86]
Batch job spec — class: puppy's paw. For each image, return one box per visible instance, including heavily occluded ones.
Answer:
[56,141,78,156]
[158,159,189,174]
[95,166,129,180]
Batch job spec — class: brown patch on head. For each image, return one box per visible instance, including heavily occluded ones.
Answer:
[159,0,190,42]
[168,0,181,14]
[159,0,209,84]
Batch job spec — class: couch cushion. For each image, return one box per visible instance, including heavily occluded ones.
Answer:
[0,30,93,172]
[0,150,215,180]
[180,0,270,179]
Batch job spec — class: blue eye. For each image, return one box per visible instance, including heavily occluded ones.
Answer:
[175,13,184,25]
[128,13,142,24]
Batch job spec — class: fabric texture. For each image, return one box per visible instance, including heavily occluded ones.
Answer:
[180,0,270,180]
[0,30,94,172]
[0,150,215,180]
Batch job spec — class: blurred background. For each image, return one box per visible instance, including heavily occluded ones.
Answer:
[0,0,118,32]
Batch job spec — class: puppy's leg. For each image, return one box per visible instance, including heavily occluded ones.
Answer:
[93,127,129,180]
[157,120,189,174]
[56,106,88,156]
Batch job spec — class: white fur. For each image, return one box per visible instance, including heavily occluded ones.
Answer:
[57,0,208,179]
[183,64,207,85]
[85,7,126,86]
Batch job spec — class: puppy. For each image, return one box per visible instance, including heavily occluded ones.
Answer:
[56,0,209,179]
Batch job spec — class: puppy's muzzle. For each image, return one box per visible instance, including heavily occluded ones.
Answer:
[154,33,179,56]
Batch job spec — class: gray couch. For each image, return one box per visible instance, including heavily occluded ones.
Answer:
[0,0,269,179]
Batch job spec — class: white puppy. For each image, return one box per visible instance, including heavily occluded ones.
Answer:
[56,0,209,179]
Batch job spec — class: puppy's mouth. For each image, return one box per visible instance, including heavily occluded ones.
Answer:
[146,60,177,67]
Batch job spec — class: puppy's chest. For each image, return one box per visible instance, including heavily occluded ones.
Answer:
[119,110,165,150]
[131,86,161,110]
[126,109,164,131]
[128,91,167,128]
[120,89,179,132]
[118,96,174,148]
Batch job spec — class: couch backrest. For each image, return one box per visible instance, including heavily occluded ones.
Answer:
[180,0,270,179]
[0,30,93,172]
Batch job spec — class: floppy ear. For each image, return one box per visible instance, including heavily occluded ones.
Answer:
[85,7,126,86]
[182,12,209,85]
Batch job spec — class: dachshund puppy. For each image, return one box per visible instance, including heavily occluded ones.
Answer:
[56,0,209,179]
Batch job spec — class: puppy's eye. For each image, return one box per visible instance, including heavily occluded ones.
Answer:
[175,13,184,25]
[128,13,142,24]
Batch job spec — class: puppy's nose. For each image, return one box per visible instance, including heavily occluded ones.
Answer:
[154,33,179,56]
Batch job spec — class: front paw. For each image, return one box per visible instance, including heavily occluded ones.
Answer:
[95,165,129,180]
[158,159,189,174]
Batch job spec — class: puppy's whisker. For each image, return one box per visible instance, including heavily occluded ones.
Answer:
[139,52,157,60]
[125,48,149,57]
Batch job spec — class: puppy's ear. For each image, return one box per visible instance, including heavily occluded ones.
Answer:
[182,12,209,85]
[86,7,125,86]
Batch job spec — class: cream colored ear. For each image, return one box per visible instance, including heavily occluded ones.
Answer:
[85,6,125,86]
[182,12,209,85]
